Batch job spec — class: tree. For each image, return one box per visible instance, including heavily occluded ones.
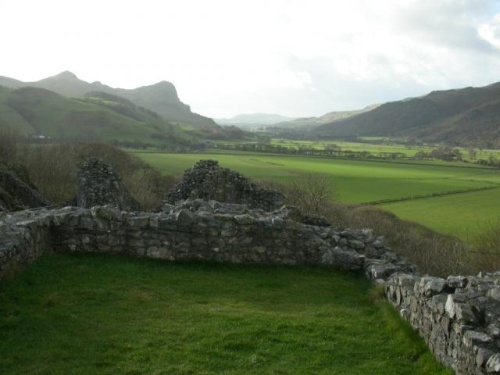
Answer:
[281,173,335,216]
[429,146,462,161]
[468,148,478,161]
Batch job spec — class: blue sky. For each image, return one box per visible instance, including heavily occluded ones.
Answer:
[1,0,500,118]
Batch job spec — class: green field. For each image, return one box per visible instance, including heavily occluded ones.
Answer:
[257,139,500,161]
[379,188,500,241]
[132,151,500,241]
[0,253,451,375]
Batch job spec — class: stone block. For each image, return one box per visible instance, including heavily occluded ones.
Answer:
[175,209,194,226]
[424,278,449,297]
[446,295,480,325]
[321,247,364,270]
[486,353,500,373]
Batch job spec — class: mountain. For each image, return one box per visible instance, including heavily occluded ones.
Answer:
[0,71,220,131]
[0,85,193,146]
[274,104,380,129]
[312,82,500,147]
[215,113,295,127]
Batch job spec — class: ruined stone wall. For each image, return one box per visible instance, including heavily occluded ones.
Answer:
[0,209,52,277]
[77,158,139,211]
[164,160,284,211]
[1,201,500,374]
[382,273,500,374]
[1,201,407,274]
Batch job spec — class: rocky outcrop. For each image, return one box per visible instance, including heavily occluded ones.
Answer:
[165,160,284,211]
[0,171,51,211]
[76,158,140,211]
[0,71,218,130]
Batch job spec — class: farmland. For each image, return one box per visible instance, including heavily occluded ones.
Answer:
[219,138,500,162]
[132,150,500,241]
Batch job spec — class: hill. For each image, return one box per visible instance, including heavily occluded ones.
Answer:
[215,113,295,127]
[0,71,221,132]
[275,104,380,129]
[0,86,194,147]
[312,82,500,147]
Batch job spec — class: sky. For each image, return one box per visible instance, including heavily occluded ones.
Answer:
[1,0,500,118]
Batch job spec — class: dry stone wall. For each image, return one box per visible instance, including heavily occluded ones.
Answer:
[77,158,140,211]
[384,273,500,374]
[1,201,500,374]
[165,160,284,211]
[0,200,408,275]
[2,151,500,374]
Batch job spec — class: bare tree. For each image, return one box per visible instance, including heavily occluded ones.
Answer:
[265,173,335,216]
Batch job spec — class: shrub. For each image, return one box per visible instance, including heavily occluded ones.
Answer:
[326,204,472,277]
[125,168,176,211]
[262,176,473,277]
[18,144,77,203]
[470,219,500,271]
[16,141,174,209]
[261,173,336,217]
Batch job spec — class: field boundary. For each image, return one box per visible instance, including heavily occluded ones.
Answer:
[135,149,499,171]
[363,185,500,206]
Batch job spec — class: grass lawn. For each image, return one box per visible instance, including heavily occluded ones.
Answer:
[0,253,451,375]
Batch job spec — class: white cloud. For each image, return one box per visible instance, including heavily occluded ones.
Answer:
[1,0,500,117]
[479,15,500,49]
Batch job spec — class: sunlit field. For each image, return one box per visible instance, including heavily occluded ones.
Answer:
[257,139,500,161]
[132,150,500,240]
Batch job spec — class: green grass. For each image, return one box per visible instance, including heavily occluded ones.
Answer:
[0,253,451,375]
[256,139,500,161]
[0,86,188,145]
[270,139,428,157]
[131,151,500,241]
[380,188,500,241]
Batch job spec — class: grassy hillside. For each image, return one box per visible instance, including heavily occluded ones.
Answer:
[0,86,192,146]
[0,86,34,134]
[312,82,500,147]
[274,104,380,130]
[0,71,224,135]
[414,99,500,146]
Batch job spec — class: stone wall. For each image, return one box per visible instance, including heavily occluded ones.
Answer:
[77,158,140,211]
[0,208,53,277]
[383,273,500,374]
[0,200,500,374]
[164,160,284,211]
[1,200,411,274]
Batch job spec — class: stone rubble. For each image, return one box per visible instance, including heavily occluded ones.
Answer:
[0,170,51,211]
[164,160,284,211]
[76,158,140,211]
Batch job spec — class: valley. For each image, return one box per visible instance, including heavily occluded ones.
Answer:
[132,149,500,242]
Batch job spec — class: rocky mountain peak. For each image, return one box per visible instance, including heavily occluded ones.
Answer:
[51,71,79,80]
